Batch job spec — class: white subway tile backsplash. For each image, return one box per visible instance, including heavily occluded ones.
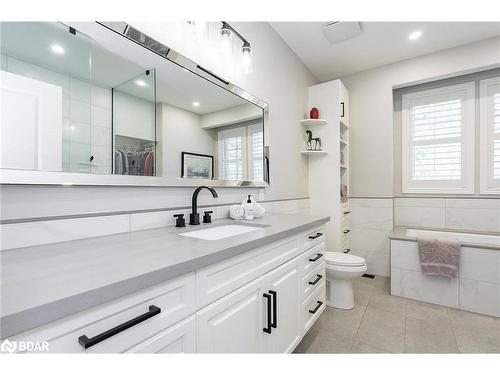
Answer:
[0,215,130,250]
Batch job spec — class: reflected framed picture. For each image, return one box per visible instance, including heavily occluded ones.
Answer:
[181,152,214,179]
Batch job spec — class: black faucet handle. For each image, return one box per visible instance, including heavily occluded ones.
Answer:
[173,213,186,228]
[203,210,213,224]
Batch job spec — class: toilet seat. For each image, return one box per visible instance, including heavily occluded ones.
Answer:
[325,252,366,267]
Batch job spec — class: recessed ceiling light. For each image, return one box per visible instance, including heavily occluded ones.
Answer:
[192,101,200,107]
[408,30,422,41]
[51,44,65,55]
[135,79,146,87]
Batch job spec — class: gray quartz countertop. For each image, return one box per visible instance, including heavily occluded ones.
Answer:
[389,225,500,251]
[1,213,329,339]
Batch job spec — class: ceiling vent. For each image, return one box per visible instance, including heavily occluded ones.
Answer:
[322,22,362,44]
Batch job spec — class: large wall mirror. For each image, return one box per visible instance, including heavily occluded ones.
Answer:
[0,22,269,186]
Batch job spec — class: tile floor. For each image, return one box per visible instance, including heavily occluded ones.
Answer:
[294,276,500,353]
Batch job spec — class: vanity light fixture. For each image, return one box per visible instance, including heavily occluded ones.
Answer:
[50,44,65,55]
[135,79,146,87]
[192,101,200,107]
[408,30,422,41]
[220,22,252,74]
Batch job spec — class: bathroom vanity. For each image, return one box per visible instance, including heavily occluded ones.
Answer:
[1,214,328,353]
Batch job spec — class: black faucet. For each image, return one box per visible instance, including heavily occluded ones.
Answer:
[190,186,218,225]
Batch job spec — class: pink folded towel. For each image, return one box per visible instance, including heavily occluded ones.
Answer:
[417,236,460,278]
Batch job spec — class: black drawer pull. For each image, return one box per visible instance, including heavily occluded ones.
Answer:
[263,293,272,334]
[308,232,323,240]
[308,274,323,286]
[343,248,350,254]
[341,102,345,117]
[343,211,350,215]
[78,305,161,349]
[343,229,350,234]
[308,253,323,262]
[309,301,324,314]
[269,290,277,328]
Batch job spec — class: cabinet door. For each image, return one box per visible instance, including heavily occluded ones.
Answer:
[339,81,349,127]
[126,315,195,353]
[196,276,265,353]
[262,257,301,353]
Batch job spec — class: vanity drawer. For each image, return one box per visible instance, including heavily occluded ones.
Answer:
[302,262,325,300]
[300,242,326,276]
[303,226,326,250]
[11,272,196,353]
[125,315,196,353]
[301,282,326,335]
[196,235,301,308]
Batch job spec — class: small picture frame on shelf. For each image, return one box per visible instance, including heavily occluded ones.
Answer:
[181,152,213,179]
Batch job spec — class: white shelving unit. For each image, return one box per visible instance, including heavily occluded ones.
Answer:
[306,79,350,253]
[300,119,328,126]
[301,150,328,155]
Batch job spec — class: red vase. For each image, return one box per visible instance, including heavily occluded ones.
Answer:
[310,107,319,119]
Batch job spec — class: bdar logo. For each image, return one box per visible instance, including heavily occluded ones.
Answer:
[0,339,17,354]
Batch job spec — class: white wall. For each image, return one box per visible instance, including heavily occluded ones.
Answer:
[0,22,316,221]
[342,36,500,198]
[342,37,500,277]
[158,103,216,177]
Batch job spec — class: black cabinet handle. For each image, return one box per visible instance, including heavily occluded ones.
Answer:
[308,274,323,286]
[343,229,350,234]
[309,301,324,314]
[309,253,323,262]
[341,102,345,118]
[78,305,161,349]
[343,248,350,254]
[269,290,277,328]
[263,293,272,334]
[343,211,350,215]
[308,232,323,240]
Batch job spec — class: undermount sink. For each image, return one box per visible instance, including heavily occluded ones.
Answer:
[179,224,264,241]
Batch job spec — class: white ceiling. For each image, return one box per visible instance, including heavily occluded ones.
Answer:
[270,22,500,81]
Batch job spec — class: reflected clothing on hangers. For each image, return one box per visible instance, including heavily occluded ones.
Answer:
[114,147,154,175]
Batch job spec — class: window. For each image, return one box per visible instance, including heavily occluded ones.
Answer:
[217,122,264,181]
[402,82,475,194]
[480,77,500,194]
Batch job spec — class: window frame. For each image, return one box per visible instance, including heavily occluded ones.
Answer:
[479,76,500,194]
[401,82,476,194]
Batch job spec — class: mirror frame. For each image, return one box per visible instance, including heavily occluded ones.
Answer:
[0,21,269,188]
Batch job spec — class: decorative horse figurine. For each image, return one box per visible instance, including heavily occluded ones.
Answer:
[306,130,322,150]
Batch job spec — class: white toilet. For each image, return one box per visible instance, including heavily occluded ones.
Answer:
[325,251,367,310]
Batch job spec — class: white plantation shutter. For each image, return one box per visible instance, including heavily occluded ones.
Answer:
[248,123,264,181]
[217,122,264,181]
[402,82,475,194]
[480,77,500,193]
[218,127,245,180]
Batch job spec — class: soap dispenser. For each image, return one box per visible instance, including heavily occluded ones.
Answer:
[244,195,255,220]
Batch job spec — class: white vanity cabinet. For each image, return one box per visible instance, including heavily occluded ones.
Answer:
[6,225,326,354]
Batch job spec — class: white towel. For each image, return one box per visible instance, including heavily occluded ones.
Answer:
[229,205,245,220]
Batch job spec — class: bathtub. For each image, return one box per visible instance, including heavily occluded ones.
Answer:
[406,228,500,246]
[390,227,500,317]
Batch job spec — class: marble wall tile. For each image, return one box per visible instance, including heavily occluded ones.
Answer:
[460,278,500,318]
[445,206,500,232]
[1,215,130,250]
[394,206,446,228]
[390,267,459,308]
[461,247,500,284]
